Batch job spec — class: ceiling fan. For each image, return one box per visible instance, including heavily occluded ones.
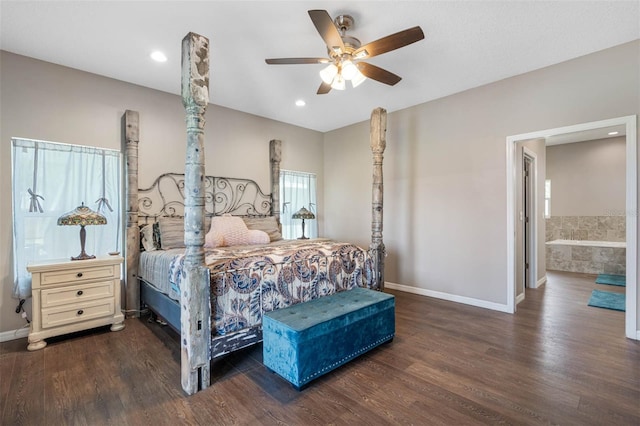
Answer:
[265,10,425,94]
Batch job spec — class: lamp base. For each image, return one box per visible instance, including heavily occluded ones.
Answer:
[71,252,96,261]
[71,225,96,260]
[297,236,309,240]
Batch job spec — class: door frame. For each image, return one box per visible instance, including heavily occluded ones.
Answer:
[522,148,538,292]
[506,115,638,339]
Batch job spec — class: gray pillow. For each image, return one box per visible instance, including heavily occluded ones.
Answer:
[243,216,282,242]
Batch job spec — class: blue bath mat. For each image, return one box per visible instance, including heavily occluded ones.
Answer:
[588,290,625,311]
[595,274,626,287]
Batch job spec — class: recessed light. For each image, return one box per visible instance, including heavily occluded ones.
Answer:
[608,131,619,136]
[150,51,167,63]
[295,99,306,107]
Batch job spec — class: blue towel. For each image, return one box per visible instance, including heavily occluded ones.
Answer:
[595,274,626,287]
[588,289,625,311]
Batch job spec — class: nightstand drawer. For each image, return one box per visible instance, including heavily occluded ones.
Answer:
[41,281,115,308]
[40,265,115,286]
[41,298,115,329]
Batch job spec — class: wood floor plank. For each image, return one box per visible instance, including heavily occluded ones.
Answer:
[1,270,639,425]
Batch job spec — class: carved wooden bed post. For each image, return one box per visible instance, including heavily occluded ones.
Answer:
[181,32,211,395]
[370,107,387,290]
[269,139,282,223]
[123,110,140,317]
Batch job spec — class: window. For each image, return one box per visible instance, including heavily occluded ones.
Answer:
[545,179,551,218]
[279,170,317,239]
[11,138,122,299]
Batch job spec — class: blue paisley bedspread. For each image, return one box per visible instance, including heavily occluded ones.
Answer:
[166,240,374,335]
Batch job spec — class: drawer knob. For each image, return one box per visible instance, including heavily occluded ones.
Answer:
[76,272,83,278]
[77,310,84,316]
[76,290,84,296]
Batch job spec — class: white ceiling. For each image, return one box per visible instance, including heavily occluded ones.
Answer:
[1,1,639,132]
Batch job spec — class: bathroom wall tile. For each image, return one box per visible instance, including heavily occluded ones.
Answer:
[578,216,599,230]
[560,229,572,240]
[611,215,626,230]
[606,230,626,242]
[547,216,562,231]
[593,247,614,263]
[597,216,615,231]
[571,246,592,261]
[587,229,607,241]
[548,245,571,261]
[603,263,626,275]
[612,248,626,264]
[562,216,579,230]
[573,230,588,240]
[547,259,572,272]
[586,261,605,274]
[545,229,555,242]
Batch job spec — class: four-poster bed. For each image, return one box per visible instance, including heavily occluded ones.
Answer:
[122,32,388,395]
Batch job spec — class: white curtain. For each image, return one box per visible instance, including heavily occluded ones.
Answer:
[11,138,122,299]
[280,170,317,239]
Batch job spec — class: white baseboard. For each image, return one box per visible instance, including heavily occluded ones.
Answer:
[536,275,547,288]
[385,282,512,313]
[0,327,29,343]
[516,292,525,305]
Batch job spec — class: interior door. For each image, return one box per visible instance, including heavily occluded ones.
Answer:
[523,155,532,290]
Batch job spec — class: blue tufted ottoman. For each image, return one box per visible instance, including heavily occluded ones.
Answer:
[262,287,395,389]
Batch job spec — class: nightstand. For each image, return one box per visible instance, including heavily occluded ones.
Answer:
[26,255,125,351]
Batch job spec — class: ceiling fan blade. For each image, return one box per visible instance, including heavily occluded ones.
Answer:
[354,26,424,59]
[265,58,330,65]
[308,10,345,53]
[357,62,402,86]
[317,81,332,95]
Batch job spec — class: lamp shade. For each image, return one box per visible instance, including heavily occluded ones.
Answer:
[292,207,315,220]
[57,202,107,226]
[319,64,338,84]
[341,60,358,80]
[331,73,346,90]
[351,70,367,88]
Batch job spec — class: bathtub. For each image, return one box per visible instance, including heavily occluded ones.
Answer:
[546,239,626,249]
[545,239,626,275]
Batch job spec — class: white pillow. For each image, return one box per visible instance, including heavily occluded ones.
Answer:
[140,224,157,252]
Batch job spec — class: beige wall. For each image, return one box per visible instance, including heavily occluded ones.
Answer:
[0,51,324,335]
[324,41,639,313]
[2,41,639,336]
[547,136,626,216]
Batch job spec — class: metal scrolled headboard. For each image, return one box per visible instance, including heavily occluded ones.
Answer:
[138,172,272,222]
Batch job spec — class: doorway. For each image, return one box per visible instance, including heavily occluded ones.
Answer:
[506,115,638,340]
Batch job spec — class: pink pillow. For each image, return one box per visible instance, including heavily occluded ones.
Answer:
[247,229,269,245]
[207,216,272,246]
[204,228,224,248]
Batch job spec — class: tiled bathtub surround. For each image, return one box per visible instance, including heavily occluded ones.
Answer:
[545,216,625,242]
[545,216,626,275]
[546,240,626,275]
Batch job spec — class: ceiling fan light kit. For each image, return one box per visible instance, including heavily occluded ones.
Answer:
[265,10,425,95]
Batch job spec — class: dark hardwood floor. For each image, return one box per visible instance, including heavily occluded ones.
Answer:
[2,271,638,425]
